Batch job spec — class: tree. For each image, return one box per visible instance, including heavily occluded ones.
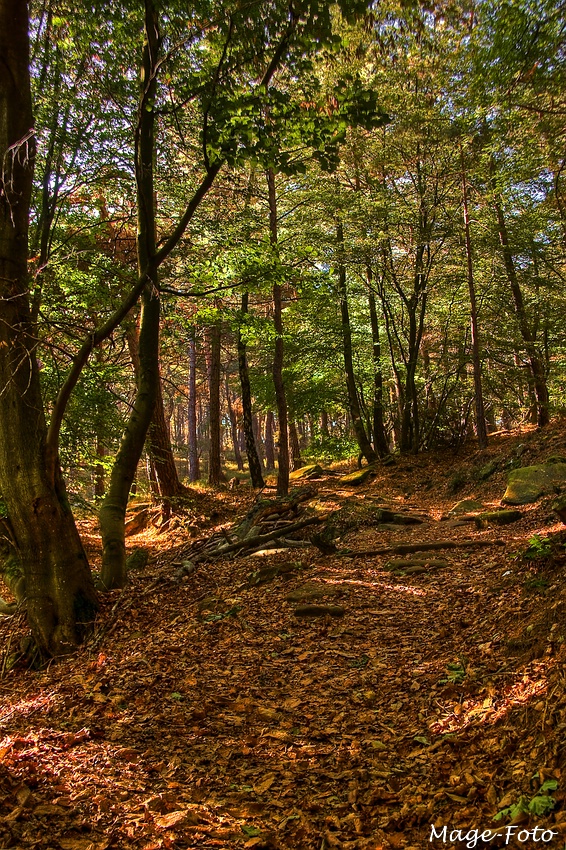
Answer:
[0,0,98,656]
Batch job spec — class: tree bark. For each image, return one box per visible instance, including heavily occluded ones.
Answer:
[267,169,290,495]
[491,160,549,427]
[0,0,98,655]
[265,412,276,469]
[237,293,265,487]
[99,0,162,588]
[366,267,390,456]
[147,375,187,500]
[207,318,225,485]
[225,376,244,471]
[187,325,200,482]
[336,222,376,464]
[461,153,488,448]
[289,421,302,471]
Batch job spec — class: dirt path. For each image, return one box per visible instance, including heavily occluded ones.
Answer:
[0,430,565,849]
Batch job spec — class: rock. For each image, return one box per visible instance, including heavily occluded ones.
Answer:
[289,464,324,481]
[475,509,523,528]
[374,508,424,525]
[503,463,566,505]
[126,548,149,571]
[293,604,345,618]
[339,466,376,486]
[384,558,448,573]
[124,508,150,536]
[552,494,566,523]
[449,499,483,515]
[478,460,499,481]
[285,583,340,602]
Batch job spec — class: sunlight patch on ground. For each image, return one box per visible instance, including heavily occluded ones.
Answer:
[0,693,54,728]
[429,672,548,736]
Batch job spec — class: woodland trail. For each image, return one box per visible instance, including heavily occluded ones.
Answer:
[0,427,566,850]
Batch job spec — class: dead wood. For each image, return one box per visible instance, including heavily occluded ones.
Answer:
[206,515,322,559]
[236,486,316,537]
[345,538,505,557]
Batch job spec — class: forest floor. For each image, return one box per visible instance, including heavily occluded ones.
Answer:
[1,424,566,850]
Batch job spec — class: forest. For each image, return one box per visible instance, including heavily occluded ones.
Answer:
[1,0,566,848]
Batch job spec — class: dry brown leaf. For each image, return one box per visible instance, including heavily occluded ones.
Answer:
[254,773,276,794]
[155,809,190,829]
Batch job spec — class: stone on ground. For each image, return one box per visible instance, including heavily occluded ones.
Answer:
[449,499,483,515]
[339,466,376,486]
[289,464,324,481]
[475,509,522,528]
[503,463,566,505]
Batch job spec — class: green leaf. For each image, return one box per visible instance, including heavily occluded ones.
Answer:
[528,795,555,816]
[241,825,261,837]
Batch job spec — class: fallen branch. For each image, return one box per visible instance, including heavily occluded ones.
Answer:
[205,515,322,559]
[344,538,506,557]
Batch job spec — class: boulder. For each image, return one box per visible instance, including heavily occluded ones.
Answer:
[552,494,566,523]
[475,509,522,528]
[289,464,324,481]
[503,463,566,505]
[339,466,376,486]
[449,499,483,515]
[478,460,499,481]
[126,548,149,571]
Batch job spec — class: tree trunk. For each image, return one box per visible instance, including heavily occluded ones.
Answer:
[366,268,389,456]
[187,325,200,482]
[147,375,187,499]
[237,293,265,487]
[208,319,226,485]
[94,436,106,498]
[225,376,244,471]
[461,153,488,448]
[491,161,549,427]
[336,222,376,464]
[267,169,290,496]
[0,0,98,655]
[99,0,162,589]
[289,421,302,470]
[265,412,276,469]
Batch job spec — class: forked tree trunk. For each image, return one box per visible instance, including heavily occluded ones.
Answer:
[0,0,98,655]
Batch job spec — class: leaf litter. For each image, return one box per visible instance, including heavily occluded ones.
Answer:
[0,425,566,848]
